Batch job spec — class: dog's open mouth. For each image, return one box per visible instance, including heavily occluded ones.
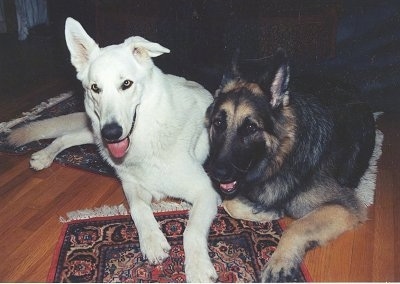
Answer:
[105,109,137,159]
[106,138,130,158]
[219,181,238,195]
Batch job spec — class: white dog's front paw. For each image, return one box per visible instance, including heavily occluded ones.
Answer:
[30,150,54,170]
[185,256,217,283]
[139,229,171,264]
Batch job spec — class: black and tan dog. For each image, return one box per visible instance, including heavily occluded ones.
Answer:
[206,49,376,282]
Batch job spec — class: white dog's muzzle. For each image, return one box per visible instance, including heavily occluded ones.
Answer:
[103,110,137,159]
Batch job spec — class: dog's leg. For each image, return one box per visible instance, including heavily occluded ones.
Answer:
[30,128,94,170]
[123,183,171,264]
[184,190,219,282]
[223,196,283,222]
[261,204,366,282]
[178,168,220,282]
[7,112,88,146]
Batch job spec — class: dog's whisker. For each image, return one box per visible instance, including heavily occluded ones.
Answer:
[231,161,251,173]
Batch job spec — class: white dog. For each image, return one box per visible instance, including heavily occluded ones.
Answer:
[8,18,220,282]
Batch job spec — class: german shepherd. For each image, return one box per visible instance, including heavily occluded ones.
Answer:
[205,49,376,282]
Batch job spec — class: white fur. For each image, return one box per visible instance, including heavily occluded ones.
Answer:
[8,17,220,282]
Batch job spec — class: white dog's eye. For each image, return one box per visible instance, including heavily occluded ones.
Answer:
[122,80,133,90]
[91,84,101,93]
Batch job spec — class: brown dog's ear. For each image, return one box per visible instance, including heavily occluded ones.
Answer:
[219,48,241,90]
[259,48,290,108]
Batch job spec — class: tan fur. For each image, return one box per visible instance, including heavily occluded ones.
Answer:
[222,198,281,222]
[222,98,265,130]
[263,105,297,178]
[274,105,297,163]
[220,100,235,119]
[221,80,264,96]
[261,204,366,281]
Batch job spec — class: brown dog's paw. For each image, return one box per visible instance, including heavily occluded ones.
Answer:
[261,255,304,282]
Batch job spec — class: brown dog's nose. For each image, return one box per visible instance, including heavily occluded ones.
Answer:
[210,160,234,182]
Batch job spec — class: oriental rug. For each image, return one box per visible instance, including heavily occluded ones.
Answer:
[48,206,311,282]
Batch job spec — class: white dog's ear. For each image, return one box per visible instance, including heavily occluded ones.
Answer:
[125,36,170,58]
[65,17,99,74]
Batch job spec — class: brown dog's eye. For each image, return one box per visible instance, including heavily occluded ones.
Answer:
[91,84,100,93]
[240,119,259,136]
[213,118,226,130]
[122,80,133,90]
[246,123,258,133]
[212,111,227,132]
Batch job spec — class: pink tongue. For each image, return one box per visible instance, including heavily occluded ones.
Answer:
[220,181,237,192]
[106,138,129,158]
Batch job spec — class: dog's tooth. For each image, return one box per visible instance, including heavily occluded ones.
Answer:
[220,181,237,191]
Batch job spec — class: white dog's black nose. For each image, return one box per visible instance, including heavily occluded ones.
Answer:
[101,122,123,141]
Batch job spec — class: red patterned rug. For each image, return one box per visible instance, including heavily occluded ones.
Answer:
[48,207,311,282]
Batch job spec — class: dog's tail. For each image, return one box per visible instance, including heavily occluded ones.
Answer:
[7,112,89,146]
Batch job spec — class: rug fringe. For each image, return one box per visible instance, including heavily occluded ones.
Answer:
[60,201,193,222]
[0,91,73,133]
[355,112,384,206]
[151,200,192,213]
[60,204,128,223]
